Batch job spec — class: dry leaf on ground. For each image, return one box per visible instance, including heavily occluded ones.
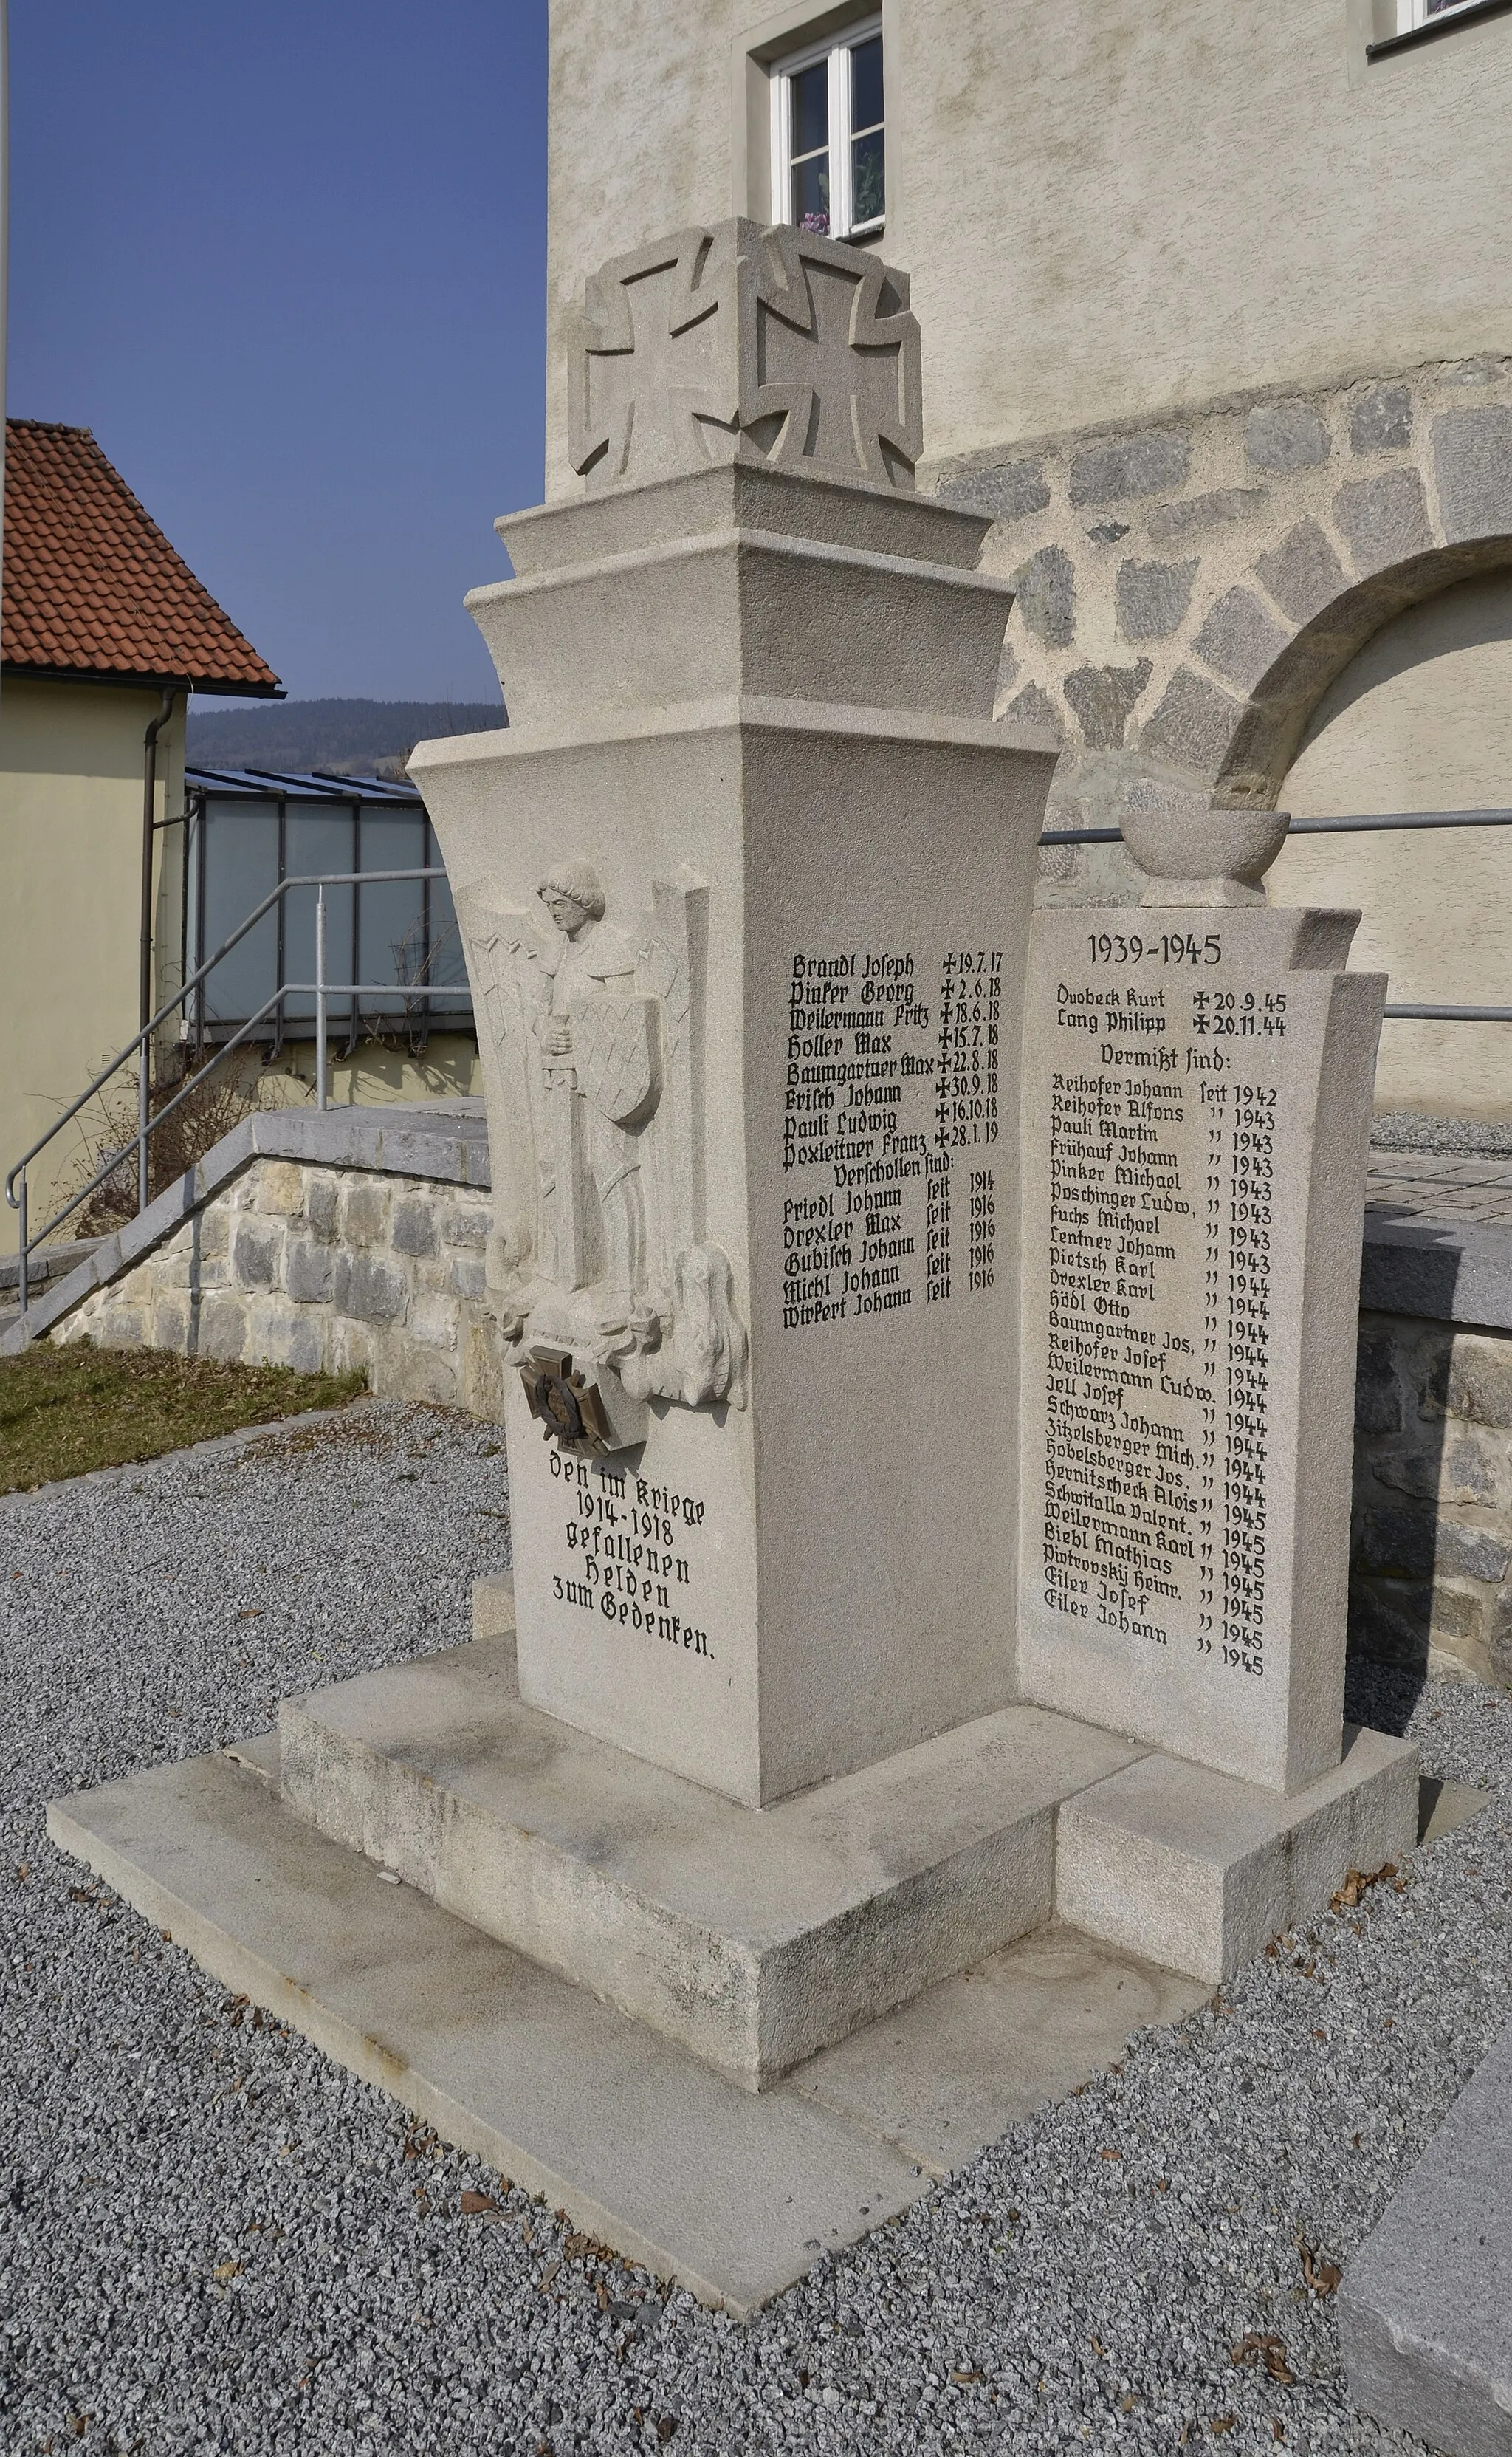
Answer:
[1232,2333,1296,2385]
[1330,1863,1397,1912]
[1297,2238,1342,2296]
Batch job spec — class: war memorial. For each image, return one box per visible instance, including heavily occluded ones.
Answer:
[48,222,1420,2312]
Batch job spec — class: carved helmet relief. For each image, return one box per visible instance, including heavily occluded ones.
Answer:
[457,853,747,1455]
[568,219,923,493]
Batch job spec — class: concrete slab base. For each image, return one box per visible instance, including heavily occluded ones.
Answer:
[277,1643,1150,2088]
[1418,1775,1491,1846]
[222,1730,280,1789]
[47,1749,1207,2315]
[794,1923,1206,2171]
[1340,2012,1512,2457]
[1055,1724,1420,1983]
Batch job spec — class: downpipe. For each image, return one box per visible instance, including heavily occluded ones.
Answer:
[139,687,178,1213]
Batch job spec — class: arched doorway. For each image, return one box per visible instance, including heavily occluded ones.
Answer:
[1267,571,1512,1123]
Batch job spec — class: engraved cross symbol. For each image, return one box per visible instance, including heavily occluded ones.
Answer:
[745,227,922,487]
[568,219,921,493]
[570,230,739,487]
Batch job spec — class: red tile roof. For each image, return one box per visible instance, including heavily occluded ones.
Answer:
[2,419,281,693]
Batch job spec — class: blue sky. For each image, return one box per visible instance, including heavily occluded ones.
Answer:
[7,0,548,705]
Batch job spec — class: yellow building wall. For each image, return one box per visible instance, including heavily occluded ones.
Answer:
[220,1036,481,1111]
[1270,572,1512,1124]
[0,676,185,1244]
[0,681,485,1260]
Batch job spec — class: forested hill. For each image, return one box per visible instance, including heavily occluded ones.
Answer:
[187,697,507,781]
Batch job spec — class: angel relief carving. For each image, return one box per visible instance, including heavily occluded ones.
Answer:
[458,855,747,1451]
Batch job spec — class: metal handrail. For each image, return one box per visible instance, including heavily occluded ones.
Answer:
[1379,1004,1512,1022]
[1040,806,1512,846]
[4,867,460,1320]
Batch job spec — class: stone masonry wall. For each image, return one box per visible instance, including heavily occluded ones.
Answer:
[933,354,1512,861]
[55,1156,506,1422]
[1352,1311,1512,1690]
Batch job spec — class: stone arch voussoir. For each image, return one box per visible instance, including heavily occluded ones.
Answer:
[941,370,1512,835]
[1209,533,1512,809]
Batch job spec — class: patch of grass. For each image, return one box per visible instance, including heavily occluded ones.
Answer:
[0,1343,366,1494]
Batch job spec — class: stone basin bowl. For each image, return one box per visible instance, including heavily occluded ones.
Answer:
[1120,797,1291,888]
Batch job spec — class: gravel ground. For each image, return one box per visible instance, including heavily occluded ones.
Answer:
[1370,1108,1512,1155]
[2,1398,1509,2456]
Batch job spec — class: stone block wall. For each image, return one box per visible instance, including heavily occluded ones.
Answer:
[55,1155,506,1422]
[932,354,1512,843]
[1351,1312,1512,1689]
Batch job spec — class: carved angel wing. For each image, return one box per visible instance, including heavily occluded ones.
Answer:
[456,884,551,1275]
[636,868,707,1272]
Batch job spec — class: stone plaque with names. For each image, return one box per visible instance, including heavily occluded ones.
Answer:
[780,944,1003,1332]
[1017,904,1384,1794]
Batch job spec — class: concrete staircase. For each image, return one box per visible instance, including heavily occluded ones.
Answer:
[0,1239,108,1340]
[0,1100,489,1358]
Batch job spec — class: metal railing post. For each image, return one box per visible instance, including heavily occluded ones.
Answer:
[137,1055,150,1216]
[315,885,329,1113]
[4,868,454,1280]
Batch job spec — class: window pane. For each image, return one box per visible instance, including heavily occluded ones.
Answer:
[284,809,355,1022]
[852,126,885,225]
[792,149,830,230]
[791,58,828,157]
[357,807,427,1016]
[850,34,884,133]
[200,798,278,1025]
[425,825,470,997]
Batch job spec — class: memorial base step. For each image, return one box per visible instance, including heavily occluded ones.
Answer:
[1055,1725,1420,1984]
[276,1641,1149,2090]
[45,1750,1208,2314]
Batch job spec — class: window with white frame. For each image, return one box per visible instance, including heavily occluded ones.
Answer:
[1392,0,1491,23]
[770,18,884,241]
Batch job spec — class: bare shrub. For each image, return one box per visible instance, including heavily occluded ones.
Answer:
[55,1052,255,1239]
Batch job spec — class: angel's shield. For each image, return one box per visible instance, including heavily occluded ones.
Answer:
[573,994,660,1128]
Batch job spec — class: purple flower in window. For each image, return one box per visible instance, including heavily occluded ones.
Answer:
[799,210,830,234]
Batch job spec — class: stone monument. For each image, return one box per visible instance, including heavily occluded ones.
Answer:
[410,217,1051,1809]
[46,224,1420,2309]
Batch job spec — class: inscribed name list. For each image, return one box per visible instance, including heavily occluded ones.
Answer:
[1017,905,1379,1792]
[781,945,1003,1329]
